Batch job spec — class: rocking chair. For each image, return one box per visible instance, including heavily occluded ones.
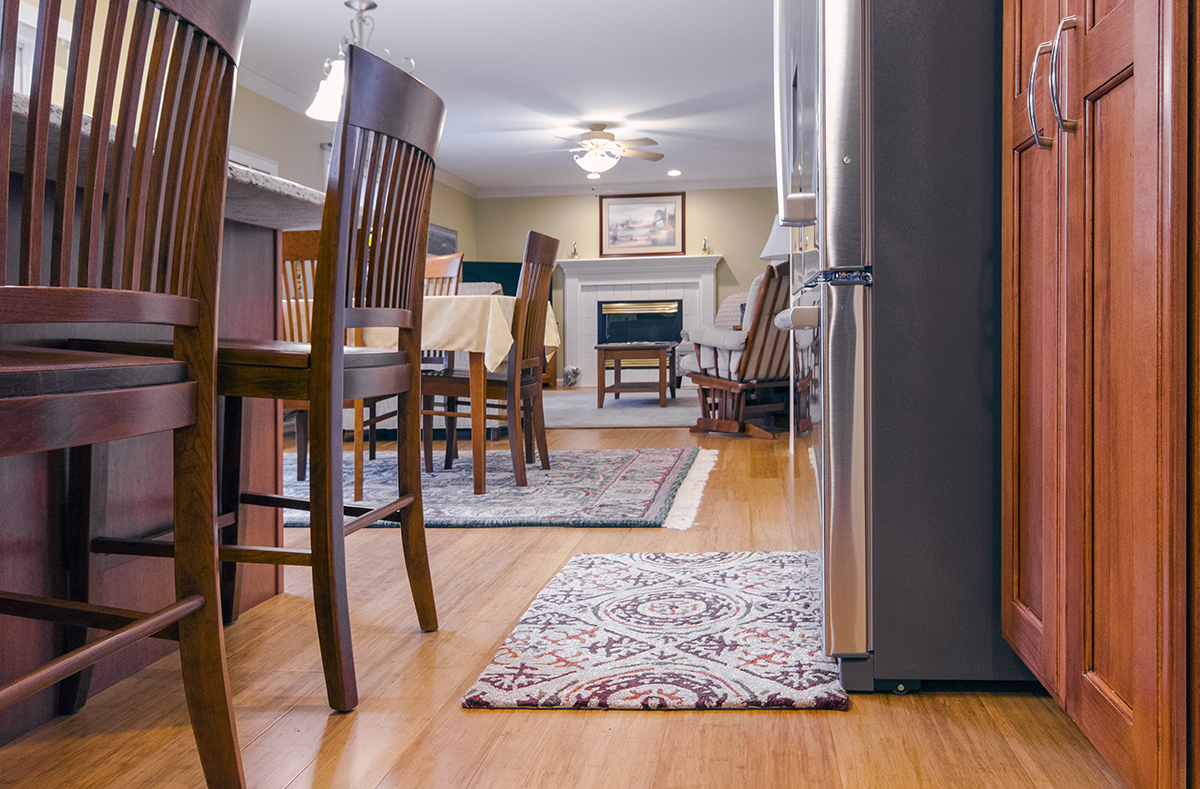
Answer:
[681,260,792,438]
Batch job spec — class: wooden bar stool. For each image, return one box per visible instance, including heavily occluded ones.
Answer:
[0,1,252,785]
[213,46,445,712]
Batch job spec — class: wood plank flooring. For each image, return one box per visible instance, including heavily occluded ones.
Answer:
[0,424,1124,788]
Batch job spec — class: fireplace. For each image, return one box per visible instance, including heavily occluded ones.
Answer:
[556,254,720,387]
[597,299,684,345]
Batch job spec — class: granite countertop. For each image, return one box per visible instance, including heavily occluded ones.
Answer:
[224,163,323,230]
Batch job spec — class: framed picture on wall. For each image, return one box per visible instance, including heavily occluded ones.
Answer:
[428,224,458,255]
[599,192,685,257]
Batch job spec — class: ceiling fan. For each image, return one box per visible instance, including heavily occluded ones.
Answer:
[566,124,664,179]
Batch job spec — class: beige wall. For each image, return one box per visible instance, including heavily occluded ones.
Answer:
[474,187,779,305]
[229,87,332,191]
[429,180,478,260]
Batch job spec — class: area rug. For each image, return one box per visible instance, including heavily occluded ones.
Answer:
[462,550,848,710]
[541,387,699,429]
[282,448,718,529]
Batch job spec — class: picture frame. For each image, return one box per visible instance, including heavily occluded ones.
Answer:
[427,223,459,255]
[599,192,685,257]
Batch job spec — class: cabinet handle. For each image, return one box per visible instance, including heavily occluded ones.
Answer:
[1027,41,1054,149]
[1049,16,1078,132]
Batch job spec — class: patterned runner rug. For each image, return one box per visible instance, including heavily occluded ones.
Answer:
[282,448,717,529]
[462,551,849,710]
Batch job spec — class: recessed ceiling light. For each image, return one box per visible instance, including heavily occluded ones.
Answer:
[667,169,682,177]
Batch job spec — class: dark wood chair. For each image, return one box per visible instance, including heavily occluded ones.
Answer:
[680,260,793,439]
[214,45,444,712]
[0,1,251,785]
[421,231,559,485]
[280,229,398,501]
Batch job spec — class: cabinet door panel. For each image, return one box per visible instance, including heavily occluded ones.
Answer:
[1063,1,1172,784]
[1001,0,1063,698]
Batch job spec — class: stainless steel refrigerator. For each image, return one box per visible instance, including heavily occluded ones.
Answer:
[773,0,1031,691]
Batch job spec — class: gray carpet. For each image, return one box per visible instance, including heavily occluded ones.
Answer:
[541,386,699,428]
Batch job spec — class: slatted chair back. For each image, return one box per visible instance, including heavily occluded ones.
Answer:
[508,231,560,384]
[311,44,445,382]
[423,252,463,296]
[0,0,247,320]
[280,230,320,344]
[735,260,792,382]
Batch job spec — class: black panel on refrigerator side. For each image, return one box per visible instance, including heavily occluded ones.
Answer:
[867,0,1030,682]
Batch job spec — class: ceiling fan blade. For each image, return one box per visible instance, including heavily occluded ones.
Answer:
[616,137,657,148]
[620,148,665,162]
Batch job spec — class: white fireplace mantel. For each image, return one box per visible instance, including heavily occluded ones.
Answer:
[557,254,721,387]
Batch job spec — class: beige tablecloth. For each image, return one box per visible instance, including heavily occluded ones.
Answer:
[362,294,559,372]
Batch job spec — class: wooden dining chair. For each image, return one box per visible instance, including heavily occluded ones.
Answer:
[213,45,444,712]
[280,229,397,501]
[423,252,464,296]
[0,0,250,785]
[420,252,464,461]
[420,231,559,486]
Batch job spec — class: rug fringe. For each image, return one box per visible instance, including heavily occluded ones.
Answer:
[662,448,719,531]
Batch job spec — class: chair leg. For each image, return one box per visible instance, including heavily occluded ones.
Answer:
[353,400,365,502]
[367,401,378,460]
[506,388,527,486]
[422,394,435,473]
[397,391,437,631]
[173,416,246,787]
[57,445,103,715]
[530,391,550,469]
[444,397,458,470]
[523,398,534,464]
[218,396,249,626]
[309,393,358,712]
[295,409,308,481]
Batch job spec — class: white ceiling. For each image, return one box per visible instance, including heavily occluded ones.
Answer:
[236,0,777,198]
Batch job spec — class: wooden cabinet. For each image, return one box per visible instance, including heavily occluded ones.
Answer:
[1001,0,1189,786]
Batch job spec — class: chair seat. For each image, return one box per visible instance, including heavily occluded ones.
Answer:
[217,338,406,369]
[0,346,188,397]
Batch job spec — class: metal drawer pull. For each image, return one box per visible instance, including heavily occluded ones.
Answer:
[1027,41,1054,149]
[1049,16,1078,132]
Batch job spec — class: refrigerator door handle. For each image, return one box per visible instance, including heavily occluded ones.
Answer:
[821,280,870,657]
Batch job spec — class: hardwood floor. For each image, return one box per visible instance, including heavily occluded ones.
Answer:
[0,425,1123,788]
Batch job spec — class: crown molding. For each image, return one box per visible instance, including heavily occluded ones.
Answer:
[236,67,317,116]
[472,176,773,200]
[433,168,479,197]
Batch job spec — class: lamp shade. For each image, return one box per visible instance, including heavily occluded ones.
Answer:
[305,57,345,122]
[759,214,793,260]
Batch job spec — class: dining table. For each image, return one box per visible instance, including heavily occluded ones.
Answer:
[364,292,560,494]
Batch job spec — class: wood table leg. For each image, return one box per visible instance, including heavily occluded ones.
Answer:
[658,348,667,407]
[669,347,677,399]
[597,348,605,408]
[469,352,487,494]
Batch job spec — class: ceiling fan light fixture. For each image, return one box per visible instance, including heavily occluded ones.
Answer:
[667,169,681,177]
[586,172,601,180]
[574,148,619,175]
